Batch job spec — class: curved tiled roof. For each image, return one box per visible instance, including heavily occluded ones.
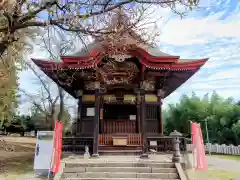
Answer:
[70,41,175,58]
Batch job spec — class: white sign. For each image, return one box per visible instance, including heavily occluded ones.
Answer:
[34,131,54,173]
[150,141,157,146]
[129,115,136,120]
[87,108,95,116]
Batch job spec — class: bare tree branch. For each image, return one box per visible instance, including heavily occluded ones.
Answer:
[24,61,54,104]
[0,0,199,56]
[19,88,46,114]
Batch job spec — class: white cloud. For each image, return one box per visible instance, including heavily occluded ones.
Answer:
[154,0,240,105]
[148,0,240,46]
[206,68,240,81]
[159,17,240,45]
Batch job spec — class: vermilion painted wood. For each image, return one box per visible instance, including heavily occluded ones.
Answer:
[98,133,142,145]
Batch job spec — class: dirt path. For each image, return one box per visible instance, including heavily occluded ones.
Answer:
[0,136,36,180]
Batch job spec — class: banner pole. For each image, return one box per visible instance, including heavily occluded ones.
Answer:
[189,120,196,180]
[189,120,195,170]
[48,122,57,180]
[204,119,211,155]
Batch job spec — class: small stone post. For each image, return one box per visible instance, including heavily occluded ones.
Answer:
[170,130,182,163]
[84,145,90,159]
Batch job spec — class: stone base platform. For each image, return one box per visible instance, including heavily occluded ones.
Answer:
[54,154,188,180]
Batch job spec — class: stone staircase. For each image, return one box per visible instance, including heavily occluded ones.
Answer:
[60,161,181,180]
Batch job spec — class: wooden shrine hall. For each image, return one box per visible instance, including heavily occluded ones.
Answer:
[32,12,208,157]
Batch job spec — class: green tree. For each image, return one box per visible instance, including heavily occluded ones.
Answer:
[29,103,71,133]
[164,92,240,145]
[53,104,71,134]
[0,60,19,127]
[30,106,49,131]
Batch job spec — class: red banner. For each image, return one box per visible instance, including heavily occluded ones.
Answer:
[51,121,63,174]
[191,122,208,170]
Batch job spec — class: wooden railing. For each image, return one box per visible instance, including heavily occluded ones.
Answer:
[99,133,142,145]
[62,137,94,154]
[62,135,188,154]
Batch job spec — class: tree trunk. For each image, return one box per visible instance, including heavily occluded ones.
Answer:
[57,86,64,122]
[0,42,8,56]
[50,106,55,130]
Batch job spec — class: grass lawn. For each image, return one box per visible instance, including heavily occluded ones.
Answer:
[212,154,240,161]
[187,154,240,180]
[187,168,240,180]
[0,136,36,180]
[0,153,34,180]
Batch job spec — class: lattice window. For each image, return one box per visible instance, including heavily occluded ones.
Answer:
[145,104,159,121]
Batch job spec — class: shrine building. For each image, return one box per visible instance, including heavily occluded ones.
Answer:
[32,12,208,157]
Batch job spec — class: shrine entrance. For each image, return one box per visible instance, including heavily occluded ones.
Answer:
[99,102,142,151]
[101,103,138,133]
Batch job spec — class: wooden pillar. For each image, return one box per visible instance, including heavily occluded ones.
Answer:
[140,89,149,158]
[76,90,83,136]
[77,97,83,134]
[160,101,163,135]
[92,82,101,157]
[92,90,101,157]
[157,89,164,135]
[136,93,140,133]
[99,97,104,134]
[92,89,101,157]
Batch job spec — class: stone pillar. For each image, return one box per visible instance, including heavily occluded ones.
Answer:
[170,130,182,163]
[92,83,101,158]
[139,89,149,159]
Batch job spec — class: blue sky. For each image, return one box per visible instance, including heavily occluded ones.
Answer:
[19,0,240,114]
[151,0,240,106]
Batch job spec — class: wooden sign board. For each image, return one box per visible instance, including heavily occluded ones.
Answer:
[112,136,127,146]
[86,108,95,117]
[150,141,157,146]
[129,115,136,120]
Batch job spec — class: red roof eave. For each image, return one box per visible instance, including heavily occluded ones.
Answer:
[60,56,90,63]
[143,58,208,70]
[32,58,95,70]
[32,58,62,69]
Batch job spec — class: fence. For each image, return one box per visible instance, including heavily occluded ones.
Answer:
[187,143,240,155]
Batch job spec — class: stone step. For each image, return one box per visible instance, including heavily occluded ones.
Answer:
[98,145,142,155]
[64,167,177,173]
[65,162,175,168]
[99,150,142,156]
[62,172,179,179]
[62,178,180,180]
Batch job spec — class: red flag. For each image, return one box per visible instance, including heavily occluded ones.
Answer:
[191,122,208,170]
[51,121,63,174]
